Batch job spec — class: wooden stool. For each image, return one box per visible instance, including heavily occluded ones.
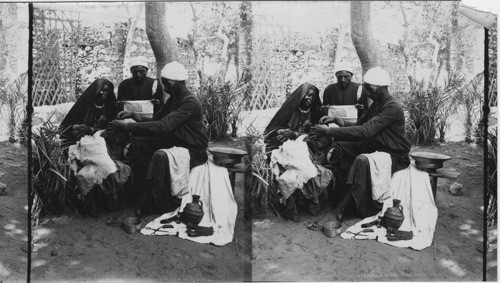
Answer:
[226,163,249,193]
[427,168,461,199]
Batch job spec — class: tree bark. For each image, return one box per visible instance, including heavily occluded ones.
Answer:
[239,1,253,109]
[350,1,379,75]
[239,1,252,80]
[145,2,180,80]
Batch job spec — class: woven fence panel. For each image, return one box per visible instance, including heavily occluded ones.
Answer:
[247,15,290,110]
[33,9,80,106]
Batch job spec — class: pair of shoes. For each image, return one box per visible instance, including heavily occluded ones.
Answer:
[307,221,322,231]
[386,227,413,241]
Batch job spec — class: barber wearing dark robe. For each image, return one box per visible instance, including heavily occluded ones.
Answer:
[116,56,163,114]
[108,61,208,215]
[311,66,411,221]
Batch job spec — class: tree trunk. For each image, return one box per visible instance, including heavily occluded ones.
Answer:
[145,2,180,80]
[239,1,253,109]
[398,2,414,89]
[350,1,379,75]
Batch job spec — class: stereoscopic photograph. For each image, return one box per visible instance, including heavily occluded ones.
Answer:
[0,1,497,282]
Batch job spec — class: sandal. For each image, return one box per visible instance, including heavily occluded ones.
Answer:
[307,221,322,231]
[106,217,121,227]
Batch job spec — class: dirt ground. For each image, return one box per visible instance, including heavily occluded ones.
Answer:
[252,142,495,281]
[0,140,496,281]
[0,142,28,281]
[29,143,251,281]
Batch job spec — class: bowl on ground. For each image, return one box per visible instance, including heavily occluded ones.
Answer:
[323,221,342,238]
[122,217,142,234]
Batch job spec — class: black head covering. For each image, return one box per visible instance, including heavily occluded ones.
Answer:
[264,83,322,137]
[59,79,117,145]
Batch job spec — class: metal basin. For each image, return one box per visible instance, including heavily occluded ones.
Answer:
[122,217,142,234]
[208,147,248,167]
[323,221,342,238]
[410,151,452,172]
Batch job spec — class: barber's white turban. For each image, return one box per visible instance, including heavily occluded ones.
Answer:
[161,61,189,81]
[129,56,149,69]
[364,66,391,86]
[334,62,355,75]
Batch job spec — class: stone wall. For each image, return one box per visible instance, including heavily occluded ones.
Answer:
[279,29,410,104]
[75,23,199,98]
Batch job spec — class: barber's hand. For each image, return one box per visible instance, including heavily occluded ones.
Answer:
[116,111,141,122]
[320,116,335,125]
[116,100,125,107]
[310,124,330,139]
[72,124,93,139]
[355,103,364,110]
[151,99,160,105]
[107,120,128,135]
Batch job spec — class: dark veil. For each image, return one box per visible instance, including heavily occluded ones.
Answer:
[59,79,117,146]
[264,83,322,137]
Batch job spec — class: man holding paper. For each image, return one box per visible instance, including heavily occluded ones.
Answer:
[321,62,370,120]
[117,56,163,115]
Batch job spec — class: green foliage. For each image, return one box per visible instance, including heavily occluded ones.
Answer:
[199,75,244,141]
[0,72,27,143]
[244,124,273,219]
[452,72,484,143]
[32,119,71,215]
[403,66,467,145]
[403,82,441,146]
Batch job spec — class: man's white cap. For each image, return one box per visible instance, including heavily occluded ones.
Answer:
[334,62,355,75]
[161,61,189,81]
[129,56,149,69]
[364,66,391,86]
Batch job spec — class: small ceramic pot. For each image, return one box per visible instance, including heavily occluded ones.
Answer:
[323,221,342,238]
[122,217,142,234]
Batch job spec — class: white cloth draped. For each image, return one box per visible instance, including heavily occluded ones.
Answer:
[141,158,238,246]
[341,164,438,250]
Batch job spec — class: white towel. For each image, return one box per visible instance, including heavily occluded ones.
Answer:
[341,164,438,250]
[141,158,237,246]
[362,151,392,203]
[159,147,190,197]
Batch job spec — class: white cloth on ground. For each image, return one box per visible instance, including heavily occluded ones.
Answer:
[141,158,237,246]
[341,164,438,250]
[159,147,190,198]
[361,151,392,203]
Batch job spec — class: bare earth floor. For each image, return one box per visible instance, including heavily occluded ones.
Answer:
[28,141,251,282]
[0,142,28,281]
[0,141,496,281]
[252,142,492,281]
